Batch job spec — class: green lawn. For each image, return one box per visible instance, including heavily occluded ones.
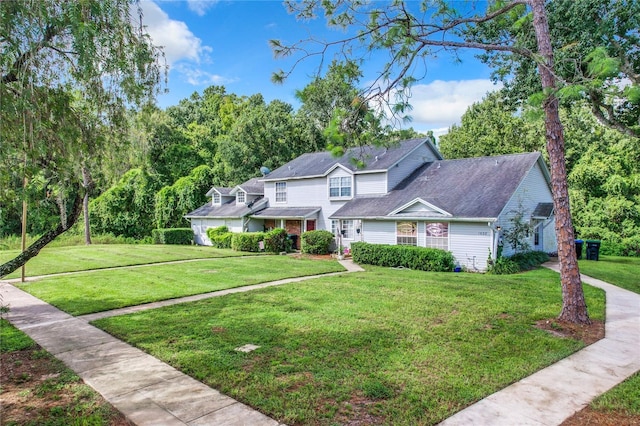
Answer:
[590,371,640,415]
[94,266,605,425]
[17,256,345,315]
[1,244,247,278]
[578,256,640,294]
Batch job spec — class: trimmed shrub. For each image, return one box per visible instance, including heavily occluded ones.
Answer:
[301,230,335,255]
[263,228,289,253]
[152,228,193,245]
[206,226,233,249]
[351,242,455,272]
[231,232,265,252]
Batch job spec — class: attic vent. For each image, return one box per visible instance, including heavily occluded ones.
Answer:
[495,159,499,166]
[437,162,441,169]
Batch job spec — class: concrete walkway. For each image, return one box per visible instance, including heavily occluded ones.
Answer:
[0,259,363,426]
[439,262,640,426]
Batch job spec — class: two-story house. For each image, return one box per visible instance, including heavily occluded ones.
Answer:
[186,137,557,271]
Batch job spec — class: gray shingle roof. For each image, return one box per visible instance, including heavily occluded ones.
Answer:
[185,197,267,219]
[251,207,321,219]
[532,202,554,218]
[331,152,545,220]
[237,177,264,195]
[262,138,441,181]
[205,187,233,197]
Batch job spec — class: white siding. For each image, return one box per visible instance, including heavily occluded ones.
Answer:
[497,162,556,257]
[265,176,351,233]
[355,172,387,195]
[387,144,438,190]
[449,222,493,272]
[360,220,396,246]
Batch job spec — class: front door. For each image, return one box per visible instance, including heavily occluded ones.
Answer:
[306,220,316,231]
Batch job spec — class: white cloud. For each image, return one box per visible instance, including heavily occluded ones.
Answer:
[139,1,211,66]
[173,64,235,86]
[408,79,503,128]
[187,0,216,16]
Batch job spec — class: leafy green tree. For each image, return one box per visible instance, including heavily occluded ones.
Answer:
[0,0,162,277]
[154,165,215,229]
[90,169,161,239]
[439,91,544,158]
[214,96,313,184]
[271,0,619,324]
[471,0,640,138]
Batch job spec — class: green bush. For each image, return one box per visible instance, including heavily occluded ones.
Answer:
[206,226,233,249]
[301,230,335,254]
[509,251,549,271]
[263,228,289,253]
[351,242,455,272]
[487,257,520,275]
[231,232,265,252]
[152,228,194,245]
[621,236,640,257]
[488,251,549,274]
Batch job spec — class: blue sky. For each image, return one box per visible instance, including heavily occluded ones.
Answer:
[141,0,502,135]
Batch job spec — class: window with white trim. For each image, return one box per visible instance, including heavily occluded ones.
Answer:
[332,219,354,240]
[425,222,449,250]
[275,182,287,203]
[236,191,245,204]
[329,176,352,198]
[213,192,220,205]
[397,221,418,246]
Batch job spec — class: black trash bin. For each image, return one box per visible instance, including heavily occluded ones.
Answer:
[585,240,601,261]
[575,239,584,260]
[288,234,298,250]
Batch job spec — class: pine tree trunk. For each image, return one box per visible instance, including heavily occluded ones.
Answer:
[530,0,590,324]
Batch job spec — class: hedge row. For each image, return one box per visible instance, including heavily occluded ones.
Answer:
[152,228,193,245]
[351,242,455,272]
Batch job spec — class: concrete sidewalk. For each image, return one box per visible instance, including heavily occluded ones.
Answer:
[439,262,640,426]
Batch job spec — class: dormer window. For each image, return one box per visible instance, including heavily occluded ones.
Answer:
[329,176,352,198]
[237,191,246,204]
[213,192,221,205]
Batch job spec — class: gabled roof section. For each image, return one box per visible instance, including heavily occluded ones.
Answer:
[185,196,267,219]
[389,198,452,217]
[262,137,442,181]
[331,152,545,220]
[230,177,265,196]
[205,187,233,197]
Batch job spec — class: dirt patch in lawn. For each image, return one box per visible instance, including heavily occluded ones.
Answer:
[534,318,605,345]
[1,345,132,425]
[561,407,640,425]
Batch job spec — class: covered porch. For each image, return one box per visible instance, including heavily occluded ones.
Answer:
[251,207,321,249]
